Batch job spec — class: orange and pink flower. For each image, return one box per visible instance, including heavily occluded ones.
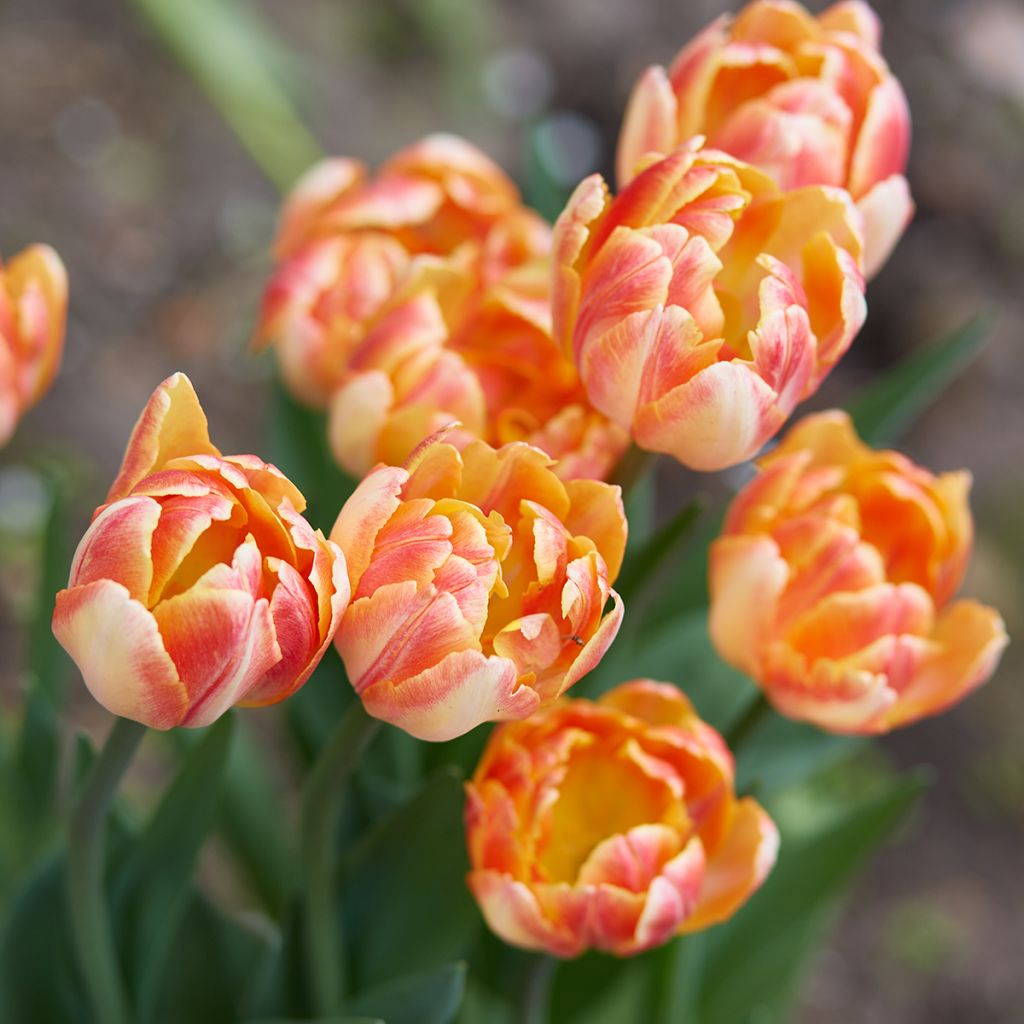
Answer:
[330,433,626,741]
[617,0,912,276]
[0,244,67,447]
[709,411,1008,733]
[465,680,778,957]
[259,135,626,480]
[53,374,349,729]
[553,140,865,472]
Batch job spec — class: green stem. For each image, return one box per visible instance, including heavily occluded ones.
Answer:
[519,953,557,1024]
[725,692,772,752]
[610,443,656,499]
[67,717,147,1024]
[299,699,381,1014]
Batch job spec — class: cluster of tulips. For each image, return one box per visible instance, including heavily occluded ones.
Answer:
[4,0,1007,972]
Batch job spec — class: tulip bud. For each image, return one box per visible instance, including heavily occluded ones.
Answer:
[330,433,626,741]
[0,244,67,446]
[465,680,778,957]
[53,374,350,729]
[617,0,913,277]
[709,411,1008,733]
[553,141,865,472]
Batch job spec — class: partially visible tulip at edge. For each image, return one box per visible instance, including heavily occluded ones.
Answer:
[52,373,350,729]
[617,0,913,277]
[709,410,1008,734]
[553,139,866,472]
[330,431,627,741]
[0,244,67,447]
[466,680,778,957]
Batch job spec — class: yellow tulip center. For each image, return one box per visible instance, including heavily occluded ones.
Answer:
[538,742,679,884]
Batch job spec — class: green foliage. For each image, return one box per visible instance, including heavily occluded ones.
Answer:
[340,769,480,990]
[128,0,322,190]
[348,962,467,1024]
[111,717,236,1019]
[847,313,994,446]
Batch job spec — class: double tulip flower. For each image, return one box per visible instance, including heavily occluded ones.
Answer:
[257,134,626,482]
[53,375,350,728]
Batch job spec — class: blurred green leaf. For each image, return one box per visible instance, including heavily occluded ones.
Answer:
[127,0,322,190]
[847,314,994,446]
[348,962,467,1024]
[697,772,927,1024]
[10,688,60,845]
[112,715,235,1020]
[150,891,272,1024]
[0,853,87,1022]
[614,500,702,610]
[27,464,72,699]
[341,769,480,989]
[218,718,296,915]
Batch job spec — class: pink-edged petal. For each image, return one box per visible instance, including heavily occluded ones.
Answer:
[468,871,584,958]
[848,75,911,199]
[68,496,161,601]
[52,580,187,729]
[361,647,540,741]
[681,797,778,932]
[883,600,1008,731]
[616,65,680,188]
[152,553,282,728]
[274,157,366,258]
[857,174,913,278]
[108,374,219,502]
[709,534,788,677]
[559,589,624,695]
[330,464,409,593]
[633,359,782,472]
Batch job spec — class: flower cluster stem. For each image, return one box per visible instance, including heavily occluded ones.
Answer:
[67,717,147,1024]
[519,953,557,1024]
[299,699,381,1014]
[726,692,772,752]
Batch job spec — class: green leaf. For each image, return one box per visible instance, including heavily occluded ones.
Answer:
[150,890,273,1024]
[0,853,85,1022]
[613,500,703,610]
[27,463,72,700]
[112,715,235,1020]
[341,769,480,989]
[847,314,994,446]
[348,962,467,1024]
[10,688,60,842]
[127,0,322,190]
[217,718,296,915]
[697,773,926,1024]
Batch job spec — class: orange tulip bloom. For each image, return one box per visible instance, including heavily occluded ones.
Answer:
[553,140,865,472]
[330,433,626,741]
[257,134,537,409]
[259,135,625,480]
[465,680,778,957]
[53,374,350,729]
[0,244,67,446]
[710,411,1008,733]
[617,0,912,277]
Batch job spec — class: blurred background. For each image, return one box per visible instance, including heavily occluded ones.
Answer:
[1,0,1021,1020]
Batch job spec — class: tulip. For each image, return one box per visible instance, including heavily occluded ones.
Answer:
[617,0,913,277]
[53,374,350,729]
[330,433,626,741]
[325,246,628,481]
[256,134,547,408]
[0,244,68,446]
[553,140,865,472]
[465,680,778,957]
[709,411,1008,733]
